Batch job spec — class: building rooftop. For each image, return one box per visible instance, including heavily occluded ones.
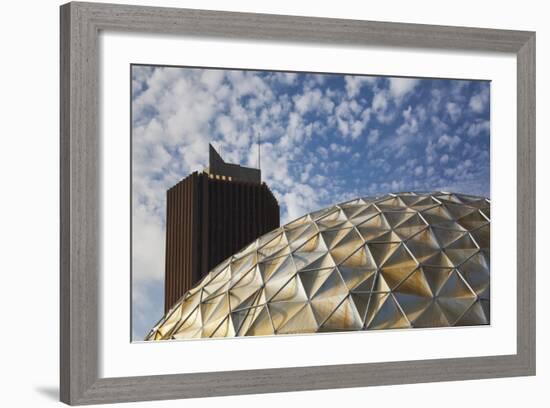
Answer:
[204,144,261,184]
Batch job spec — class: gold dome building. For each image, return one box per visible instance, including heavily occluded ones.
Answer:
[146,192,490,340]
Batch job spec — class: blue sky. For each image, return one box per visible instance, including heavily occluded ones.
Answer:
[131,65,490,340]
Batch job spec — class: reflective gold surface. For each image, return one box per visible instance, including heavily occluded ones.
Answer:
[146,192,490,340]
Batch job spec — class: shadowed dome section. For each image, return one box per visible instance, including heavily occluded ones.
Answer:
[145,192,490,340]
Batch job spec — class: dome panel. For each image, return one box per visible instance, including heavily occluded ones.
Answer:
[146,192,491,340]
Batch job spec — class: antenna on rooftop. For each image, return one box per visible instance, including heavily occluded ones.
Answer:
[257,131,261,171]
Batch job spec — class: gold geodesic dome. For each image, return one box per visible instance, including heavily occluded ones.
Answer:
[146,192,490,340]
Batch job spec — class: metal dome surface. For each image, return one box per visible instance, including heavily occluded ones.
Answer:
[146,192,490,340]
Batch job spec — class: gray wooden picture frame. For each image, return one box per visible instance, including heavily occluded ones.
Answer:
[60,1,536,405]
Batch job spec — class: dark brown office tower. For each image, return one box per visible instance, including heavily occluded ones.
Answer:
[164,145,280,312]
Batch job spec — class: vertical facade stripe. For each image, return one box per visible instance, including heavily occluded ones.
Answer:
[164,173,280,312]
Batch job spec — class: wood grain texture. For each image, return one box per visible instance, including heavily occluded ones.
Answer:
[60,2,100,404]
[516,34,536,373]
[60,1,536,405]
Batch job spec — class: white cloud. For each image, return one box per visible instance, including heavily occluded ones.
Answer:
[446,102,461,122]
[132,204,166,282]
[330,143,351,154]
[469,86,490,113]
[200,69,225,91]
[281,183,323,222]
[371,90,394,123]
[284,112,315,146]
[388,78,420,101]
[372,90,387,112]
[311,174,327,186]
[440,154,449,164]
[431,115,450,134]
[293,88,333,115]
[406,158,418,169]
[437,133,461,151]
[316,146,329,160]
[227,70,272,100]
[333,99,371,139]
[367,129,380,145]
[396,106,420,140]
[391,179,406,191]
[273,72,298,86]
[426,140,437,164]
[429,88,443,113]
[254,142,292,185]
[300,163,314,183]
[370,77,417,124]
[216,114,236,136]
[344,75,376,98]
[467,119,490,137]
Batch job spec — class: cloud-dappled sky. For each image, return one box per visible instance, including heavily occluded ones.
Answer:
[131,65,490,340]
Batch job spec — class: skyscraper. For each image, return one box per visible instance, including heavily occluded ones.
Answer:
[164,144,280,312]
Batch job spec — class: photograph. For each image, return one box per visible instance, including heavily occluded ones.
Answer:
[131,65,491,341]
[1,0,542,405]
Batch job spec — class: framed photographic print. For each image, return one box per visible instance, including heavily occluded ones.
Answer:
[60,1,536,405]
